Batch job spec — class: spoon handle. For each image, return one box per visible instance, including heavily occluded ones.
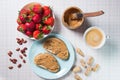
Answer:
[83,10,104,17]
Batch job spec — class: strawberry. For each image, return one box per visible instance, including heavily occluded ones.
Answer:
[42,26,51,34]
[26,11,35,22]
[25,31,33,37]
[25,21,35,32]
[17,24,27,33]
[17,18,22,25]
[26,15,32,22]
[43,6,49,10]
[32,14,42,23]
[43,6,52,17]
[32,4,42,14]
[44,17,54,26]
[19,14,27,23]
[33,30,43,39]
[17,9,31,24]
[36,24,42,30]
[19,9,30,16]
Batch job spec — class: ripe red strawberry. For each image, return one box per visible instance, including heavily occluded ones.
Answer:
[44,17,54,26]
[42,26,51,34]
[25,31,33,37]
[17,18,22,25]
[36,24,42,30]
[19,14,27,23]
[32,4,42,14]
[19,9,30,16]
[25,13,34,22]
[25,21,35,32]
[17,24,27,33]
[43,6,51,17]
[32,14,42,23]
[33,30,43,39]
[43,6,49,10]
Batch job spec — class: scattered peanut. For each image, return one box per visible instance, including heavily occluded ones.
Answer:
[85,66,92,76]
[74,74,82,80]
[73,49,100,78]
[80,59,87,68]
[87,56,94,65]
[76,48,85,57]
[92,64,100,72]
[72,66,81,73]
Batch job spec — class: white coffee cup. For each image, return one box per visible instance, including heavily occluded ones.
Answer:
[83,27,108,49]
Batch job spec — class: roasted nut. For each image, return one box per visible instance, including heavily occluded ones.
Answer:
[74,74,82,80]
[72,66,81,73]
[16,38,26,45]
[23,47,27,50]
[9,58,17,64]
[23,59,26,63]
[16,38,20,41]
[16,48,20,51]
[80,59,87,68]
[8,51,13,57]
[8,37,28,70]
[8,66,13,69]
[19,55,23,59]
[85,66,92,76]
[17,40,20,43]
[20,42,23,45]
[20,49,25,54]
[92,64,100,72]
[23,40,27,43]
[76,48,85,57]
[9,58,13,62]
[17,41,22,45]
[87,56,94,65]
[12,59,17,64]
[21,38,24,43]
[23,53,27,57]
[18,64,22,68]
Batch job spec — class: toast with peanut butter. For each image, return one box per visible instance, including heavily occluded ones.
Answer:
[34,53,60,73]
[43,37,69,60]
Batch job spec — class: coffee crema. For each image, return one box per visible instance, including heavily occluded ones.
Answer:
[85,28,103,47]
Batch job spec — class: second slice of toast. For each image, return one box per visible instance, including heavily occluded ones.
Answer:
[43,37,69,60]
[34,53,60,73]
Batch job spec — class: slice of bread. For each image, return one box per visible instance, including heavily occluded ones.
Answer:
[34,53,60,73]
[43,37,69,60]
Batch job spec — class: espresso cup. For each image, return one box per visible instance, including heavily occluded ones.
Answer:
[83,27,107,49]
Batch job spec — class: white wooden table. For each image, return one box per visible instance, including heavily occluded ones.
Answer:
[0,0,120,80]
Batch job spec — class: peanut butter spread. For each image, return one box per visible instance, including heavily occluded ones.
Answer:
[62,7,84,29]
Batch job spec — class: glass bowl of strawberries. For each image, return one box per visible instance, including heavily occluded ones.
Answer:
[17,2,55,40]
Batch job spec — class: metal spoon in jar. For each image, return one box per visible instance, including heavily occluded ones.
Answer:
[71,10,104,20]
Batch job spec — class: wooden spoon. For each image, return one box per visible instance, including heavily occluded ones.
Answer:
[71,10,104,20]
